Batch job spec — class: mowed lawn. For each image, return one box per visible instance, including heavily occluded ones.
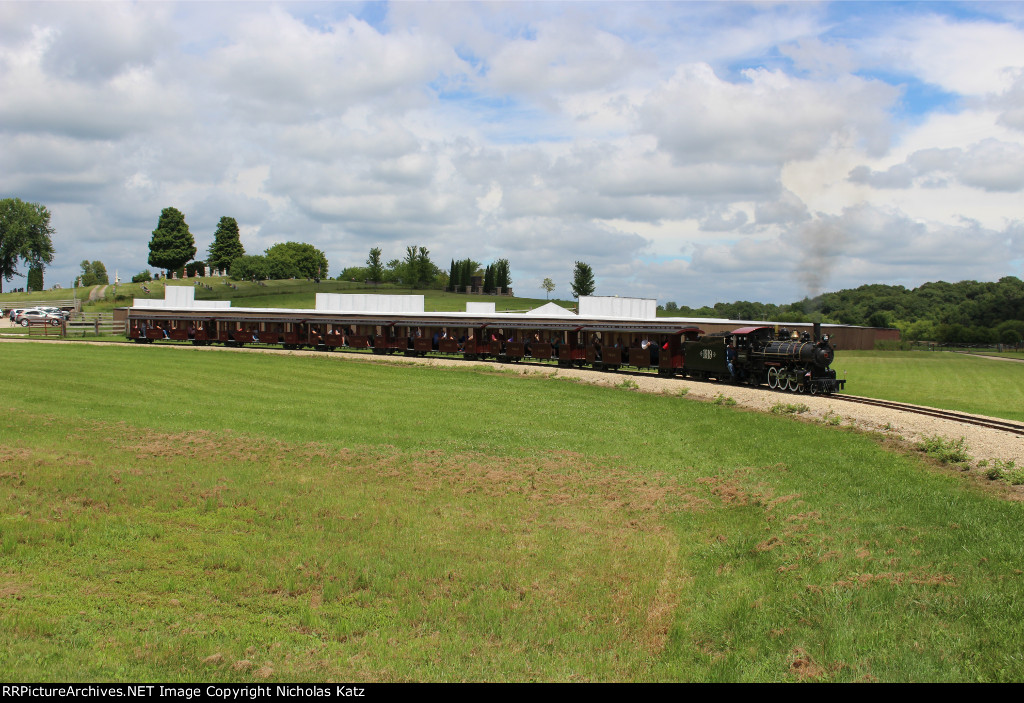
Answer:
[43,279,573,314]
[836,350,1024,422]
[2,343,1024,682]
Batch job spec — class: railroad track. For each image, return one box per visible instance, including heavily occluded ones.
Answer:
[830,395,1024,436]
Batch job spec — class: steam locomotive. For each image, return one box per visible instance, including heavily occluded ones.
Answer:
[679,323,844,395]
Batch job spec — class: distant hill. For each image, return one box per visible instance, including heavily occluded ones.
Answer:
[660,277,1024,345]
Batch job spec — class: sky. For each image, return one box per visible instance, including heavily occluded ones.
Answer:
[2,1,1023,306]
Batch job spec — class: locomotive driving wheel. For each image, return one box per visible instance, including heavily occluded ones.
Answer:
[767,367,779,389]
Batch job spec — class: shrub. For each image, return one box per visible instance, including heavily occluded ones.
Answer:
[983,459,1022,484]
[916,436,971,465]
[184,260,207,277]
[771,402,810,415]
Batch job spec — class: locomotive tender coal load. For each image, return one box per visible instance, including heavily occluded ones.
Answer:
[124,291,845,395]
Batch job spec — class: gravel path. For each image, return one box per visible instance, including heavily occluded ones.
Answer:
[5,337,1023,468]
[950,352,1024,364]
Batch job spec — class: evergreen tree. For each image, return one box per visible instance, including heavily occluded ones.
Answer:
[570,261,596,298]
[148,207,196,276]
[494,258,511,291]
[460,259,473,290]
[483,264,495,294]
[207,217,245,271]
[27,265,43,292]
[448,259,457,291]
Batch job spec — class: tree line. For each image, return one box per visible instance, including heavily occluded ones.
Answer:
[447,258,511,293]
[338,246,445,288]
[660,277,1024,345]
[145,207,328,281]
[341,248,516,292]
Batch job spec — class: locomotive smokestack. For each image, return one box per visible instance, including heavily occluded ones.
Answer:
[813,322,821,342]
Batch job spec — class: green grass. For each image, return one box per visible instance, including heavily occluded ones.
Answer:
[836,350,1024,422]
[2,343,1024,681]
[0,286,87,304]
[6,278,575,315]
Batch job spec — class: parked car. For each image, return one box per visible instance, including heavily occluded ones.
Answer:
[39,306,70,320]
[16,309,62,326]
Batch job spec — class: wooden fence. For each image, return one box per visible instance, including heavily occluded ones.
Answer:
[65,312,125,337]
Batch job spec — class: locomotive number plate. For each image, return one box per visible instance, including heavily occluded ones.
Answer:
[700,349,716,360]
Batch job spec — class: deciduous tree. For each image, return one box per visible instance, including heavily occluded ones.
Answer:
[265,242,329,279]
[0,198,55,294]
[367,247,384,283]
[229,254,270,281]
[541,277,555,299]
[78,260,109,286]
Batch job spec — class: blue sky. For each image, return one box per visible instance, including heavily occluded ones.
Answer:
[1,1,1023,304]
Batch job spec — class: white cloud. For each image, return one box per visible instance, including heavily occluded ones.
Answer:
[849,138,1024,193]
[858,14,1024,96]
[4,2,1024,301]
[640,63,897,166]
[206,9,465,120]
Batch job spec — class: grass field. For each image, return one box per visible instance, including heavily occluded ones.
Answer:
[0,279,574,316]
[2,342,1024,682]
[836,350,1024,422]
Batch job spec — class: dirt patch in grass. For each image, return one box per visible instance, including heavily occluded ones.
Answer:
[789,647,825,680]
